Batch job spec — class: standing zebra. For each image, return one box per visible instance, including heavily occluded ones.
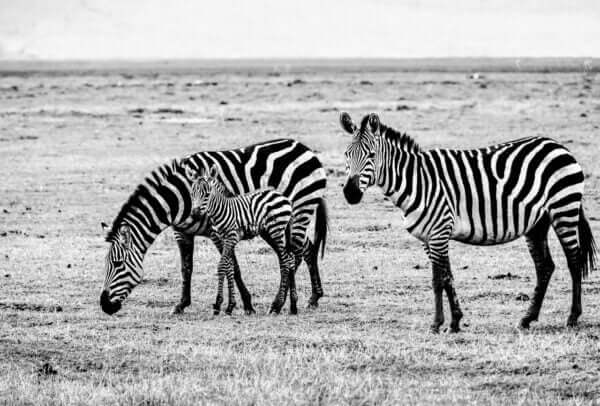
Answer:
[340,112,597,333]
[190,166,297,315]
[101,139,328,315]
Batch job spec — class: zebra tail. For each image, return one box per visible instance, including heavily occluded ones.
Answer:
[285,215,294,253]
[314,198,329,259]
[579,206,598,279]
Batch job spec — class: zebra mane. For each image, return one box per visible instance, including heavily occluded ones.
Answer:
[359,115,421,153]
[381,123,421,153]
[105,159,182,242]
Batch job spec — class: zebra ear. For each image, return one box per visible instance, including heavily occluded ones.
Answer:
[118,224,132,248]
[368,113,380,134]
[339,112,357,134]
[184,164,198,181]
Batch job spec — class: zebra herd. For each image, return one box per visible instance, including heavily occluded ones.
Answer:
[101,113,597,332]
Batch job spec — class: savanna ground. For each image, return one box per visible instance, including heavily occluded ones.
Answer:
[0,59,599,405]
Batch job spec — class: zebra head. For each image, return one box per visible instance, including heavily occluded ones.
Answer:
[189,166,217,219]
[341,112,382,204]
[100,222,142,315]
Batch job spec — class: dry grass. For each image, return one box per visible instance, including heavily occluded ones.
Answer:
[1,63,599,405]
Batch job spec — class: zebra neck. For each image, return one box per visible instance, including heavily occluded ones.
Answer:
[128,226,158,267]
[206,192,229,225]
[379,147,431,216]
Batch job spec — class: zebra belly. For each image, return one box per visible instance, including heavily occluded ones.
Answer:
[450,207,546,245]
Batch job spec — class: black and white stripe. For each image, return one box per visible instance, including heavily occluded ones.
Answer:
[101,139,328,315]
[341,112,597,332]
[189,166,297,315]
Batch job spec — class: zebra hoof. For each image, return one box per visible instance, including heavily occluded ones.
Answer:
[225,303,236,315]
[290,306,298,315]
[519,318,532,329]
[429,324,441,334]
[244,308,256,316]
[170,306,185,315]
[566,316,579,328]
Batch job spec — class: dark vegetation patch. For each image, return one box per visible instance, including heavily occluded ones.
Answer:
[184,81,218,87]
[286,79,306,86]
[145,277,170,287]
[0,302,63,312]
[326,168,346,177]
[127,107,185,115]
[467,292,513,301]
[488,272,521,280]
[154,107,184,114]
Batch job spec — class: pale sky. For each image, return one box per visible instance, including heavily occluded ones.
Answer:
[1,0,599,59]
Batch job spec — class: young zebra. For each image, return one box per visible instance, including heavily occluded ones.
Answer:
[189,165,297,315]
[341,112,597,333]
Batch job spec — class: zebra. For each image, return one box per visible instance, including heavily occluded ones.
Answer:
[189,165,297,315]
[340,112,597,333]
[100,139,328,316]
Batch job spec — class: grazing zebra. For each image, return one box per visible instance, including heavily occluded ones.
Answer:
[100,139,328,316]
[189,166,297,315]
[340,112,597,333]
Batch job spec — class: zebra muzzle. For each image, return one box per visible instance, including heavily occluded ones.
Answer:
[100,290,122,315]
[343,176,363,204]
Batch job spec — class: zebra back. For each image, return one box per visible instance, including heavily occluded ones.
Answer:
[105,138,327,252]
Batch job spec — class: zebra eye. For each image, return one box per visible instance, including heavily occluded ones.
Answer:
[368,151,376,158]
[112,260,124,268]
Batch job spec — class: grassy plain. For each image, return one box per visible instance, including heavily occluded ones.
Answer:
[0,60,599,404]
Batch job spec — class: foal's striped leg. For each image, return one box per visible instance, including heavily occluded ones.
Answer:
[210,230,254,314]
[215,232,239,315]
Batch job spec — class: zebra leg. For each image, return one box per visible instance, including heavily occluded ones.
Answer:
[520,216,554,329]
[224,259,237,316]
[221,234,238,316]
[426,240,444,333]
[442,267,463,333]
[303,239,324,308]
[292,211,324,308]
[553,221,583,327]
[289,254,301,315]
[213,256,225,316]
[172,232,194,315]
[270,252,293,314]
[428,237,462,333]
[210,231,254,315]
[231,251,254,315]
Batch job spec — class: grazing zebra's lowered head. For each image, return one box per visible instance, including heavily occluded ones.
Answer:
[340,112,384,204]
[100,222,141,315]
[100,159,192,315]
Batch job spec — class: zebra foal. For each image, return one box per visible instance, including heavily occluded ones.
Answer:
[189,165,297,315]
[341,112,597,333]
